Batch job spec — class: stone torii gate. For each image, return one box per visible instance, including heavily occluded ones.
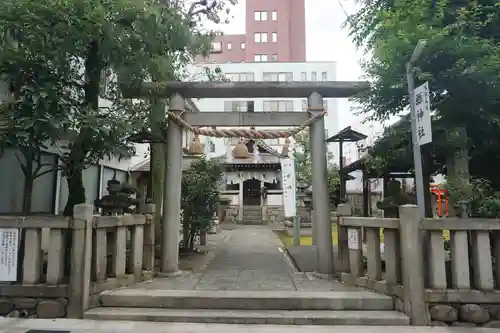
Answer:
[123,81,369,276]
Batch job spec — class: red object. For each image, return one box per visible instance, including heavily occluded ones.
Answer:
[430,184,448,217]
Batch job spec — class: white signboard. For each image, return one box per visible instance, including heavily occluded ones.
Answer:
[280,158,297,217]
[0,228,20,281]
[347,228,360,250]
[413,82,432,145]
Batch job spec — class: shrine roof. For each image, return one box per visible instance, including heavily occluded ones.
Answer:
[326,126,367,143]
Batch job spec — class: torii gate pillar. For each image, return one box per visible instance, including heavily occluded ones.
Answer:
[160,93,184,275]
[308,92,334,275]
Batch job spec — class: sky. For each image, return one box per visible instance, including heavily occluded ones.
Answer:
[202,0,382,163]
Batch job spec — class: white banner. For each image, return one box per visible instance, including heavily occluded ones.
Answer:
[413,82,432,145]
[280,158,297,217]
[0,228,20,282]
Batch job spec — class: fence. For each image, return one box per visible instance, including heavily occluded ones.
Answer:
[336,203,500,326]
[0,204,155,318]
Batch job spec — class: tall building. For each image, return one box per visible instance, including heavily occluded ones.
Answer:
[197,0,306,63]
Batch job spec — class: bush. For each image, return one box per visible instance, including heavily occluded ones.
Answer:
[180,157,224,251]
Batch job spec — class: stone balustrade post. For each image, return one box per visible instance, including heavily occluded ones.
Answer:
[336,203,351,274]
[398,205,429,326]
[67,204,94,318]
[141,203,155,271]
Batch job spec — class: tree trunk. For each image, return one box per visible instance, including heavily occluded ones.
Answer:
[22,160,34,215]
[63,165,86,216]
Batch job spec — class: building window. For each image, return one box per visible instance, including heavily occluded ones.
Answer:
[263,100,294,112]
[207,140,216,153]
[225,72,255,82]
[301,72,307,81]
[254,32,268,43]
[262,72,293,81]
[254,54,268,62]
[210,42,222,53]
[325,129,329,138]
[265,138,280,145]
[224,101,251,112]
[323,100,328,112]
[241,42,245,49]
[271,54,278,61]
[272,11,277,21]
[321,72,327,81]
[302,100,307,111]
[227,43,232,50]
[311,71,317,81]
[272,32,278,43]
[254,11,267,21]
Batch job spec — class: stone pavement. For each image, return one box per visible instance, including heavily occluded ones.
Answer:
[139,225,359,291]
[0,318,497,333]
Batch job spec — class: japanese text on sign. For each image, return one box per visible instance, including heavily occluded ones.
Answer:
[0,228,19,282]
[413,82,432,145]
[280,158,297,217]
[347,228,360,250]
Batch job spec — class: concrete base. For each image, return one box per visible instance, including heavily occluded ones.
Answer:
[84,307,410,326]
[156,270,184,278]
[312,271,334,280]
[98,289,395,310]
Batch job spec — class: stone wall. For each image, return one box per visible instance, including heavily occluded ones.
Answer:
[429,303,500,328]
[0,297,68,319]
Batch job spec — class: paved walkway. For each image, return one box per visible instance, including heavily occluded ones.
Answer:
[137,225,358,291]
[0,318,496,333]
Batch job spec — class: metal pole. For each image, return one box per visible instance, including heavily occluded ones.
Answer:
[309,92,334,275]
[406,62,426,218]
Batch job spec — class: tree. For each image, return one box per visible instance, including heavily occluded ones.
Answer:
[293,130,340,204]
[180,157,224,251]
[347,0,500,188]
[0,0,85,213]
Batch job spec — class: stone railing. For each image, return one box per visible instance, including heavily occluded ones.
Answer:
[0,204,154,319]
[336,203,500,327]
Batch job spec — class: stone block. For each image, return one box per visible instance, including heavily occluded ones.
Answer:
[0,298,14,315]
[36,299,66,318]
[430,321,448,326]
[484,320,500,328]
[451,322,477,327]
[429,304,458,322]
[13,298,37,310]
[459,304,490,324]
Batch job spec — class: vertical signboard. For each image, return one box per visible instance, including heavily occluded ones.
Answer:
[280,158,297,217]
[414,82,432,146]
[0,228,20,282]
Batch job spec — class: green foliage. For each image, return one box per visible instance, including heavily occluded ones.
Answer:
[181,157,224,250]
[445,177,500,217]
[0,0,236,214]
[347,0,500,186]
[293,130,340,203]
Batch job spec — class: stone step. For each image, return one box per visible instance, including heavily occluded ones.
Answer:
[242,215,262,220]
[239,220,265,225]
[98,289,395,311]
[84,307,409,325]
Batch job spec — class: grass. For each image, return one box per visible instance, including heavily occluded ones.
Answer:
[276,223,450,247]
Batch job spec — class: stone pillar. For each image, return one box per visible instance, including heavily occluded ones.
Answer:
[160,94,184,275]
[308,92,334,275]
[67,204,93,318]
[399,205,428,326]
